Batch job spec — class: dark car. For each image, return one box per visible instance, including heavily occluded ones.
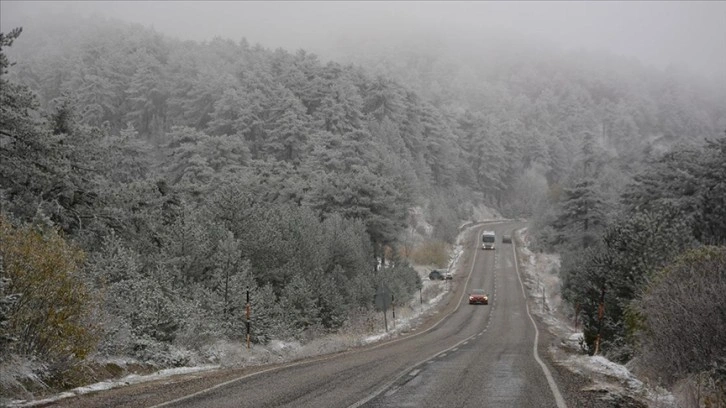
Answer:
[502,234,512,244]
[429,270,443,280]
[429,270,445,280]
[468,289,489,305]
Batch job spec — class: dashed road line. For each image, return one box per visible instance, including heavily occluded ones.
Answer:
[347,223,502,408]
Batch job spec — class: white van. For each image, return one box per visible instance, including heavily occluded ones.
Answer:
[481,231,496,250]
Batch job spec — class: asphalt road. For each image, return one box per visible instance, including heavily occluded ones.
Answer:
[146,220,567,408]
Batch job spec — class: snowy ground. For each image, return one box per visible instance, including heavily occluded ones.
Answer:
[11,221,677,408]
[363,217,478,346]
[516,228,677,408]
[6,223,476,408]
[6,366,219,407]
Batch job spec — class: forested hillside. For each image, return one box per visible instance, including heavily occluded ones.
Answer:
[1,13,725,401]
[1,18,465,393]
[326,28,726,401]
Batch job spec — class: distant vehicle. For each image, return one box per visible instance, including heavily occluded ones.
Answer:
[481,231,496,250]
[429,270,445,280]
[469,289,489,305]
[443,270,453,280]
[502,234,512,244]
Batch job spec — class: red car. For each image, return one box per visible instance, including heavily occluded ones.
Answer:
[469,289,489,305]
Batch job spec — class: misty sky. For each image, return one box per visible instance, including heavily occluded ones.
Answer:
[2,1,725,80]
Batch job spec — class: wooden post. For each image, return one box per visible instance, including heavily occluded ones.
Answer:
[391,294,396,330]
[594,286,606,355]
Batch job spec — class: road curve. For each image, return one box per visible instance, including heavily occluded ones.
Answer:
[143,220,567,408]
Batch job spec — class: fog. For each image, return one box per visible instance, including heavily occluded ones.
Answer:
[1,1,725,81]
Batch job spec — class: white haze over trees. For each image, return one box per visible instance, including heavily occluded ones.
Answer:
[2,1,725,81]
[1,1,725,406]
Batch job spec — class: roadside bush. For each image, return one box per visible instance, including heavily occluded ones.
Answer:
[632,246,726,390]
[562,208,692,360]
[378,262,422,307]
[0,215,97,362]
[0,215,98,394]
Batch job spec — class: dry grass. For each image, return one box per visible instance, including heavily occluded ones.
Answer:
[409,240,450,267]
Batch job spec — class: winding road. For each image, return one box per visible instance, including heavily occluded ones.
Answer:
[147,221,568,408]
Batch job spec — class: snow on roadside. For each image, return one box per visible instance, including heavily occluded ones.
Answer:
[7,221,479,408]
[7,365,219,407]
[516,228,677,408]
[362,225,471,345]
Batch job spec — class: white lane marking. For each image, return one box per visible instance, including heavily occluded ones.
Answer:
[154,223,506,408]
[452,348,459,352]
[439,353,447,358]
[149,362,297,408]
[347,325,485,408]
[512,231,568,408]
[409,369,421,377]
[347,222,507,408]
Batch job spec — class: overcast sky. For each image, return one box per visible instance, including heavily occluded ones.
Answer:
[2,1,725,80]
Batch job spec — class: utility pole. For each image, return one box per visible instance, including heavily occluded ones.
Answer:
[383,301,388,332]
[375,286,391,333]
[245,287,251,350]
[391,294,396,330]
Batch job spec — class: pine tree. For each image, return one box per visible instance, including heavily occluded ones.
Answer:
[553,133,609,249]
[125,49,168,138]
[279,275,321,337]
[314,79,364,135]
[102,123,153,184]
[554,179,606,249]
[563,207,693,359]
[695,134,726,244]
[262,86,310,163]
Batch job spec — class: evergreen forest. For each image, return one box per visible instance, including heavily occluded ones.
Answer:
[1,14,724,399]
